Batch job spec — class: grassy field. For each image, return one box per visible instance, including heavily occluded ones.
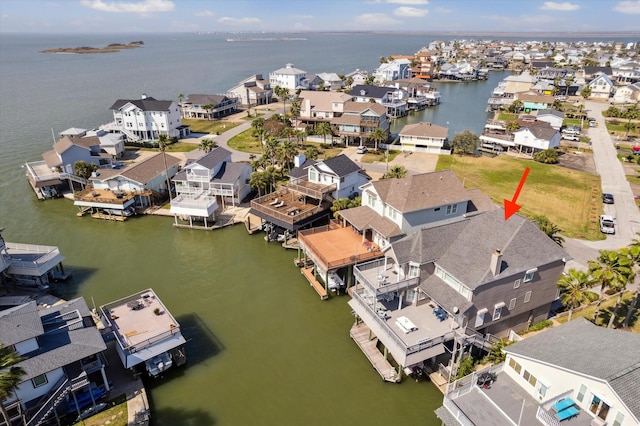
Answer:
[131,142,200,153]
[436,155,604,240]
[72,400,127,426]
[182,119,240,134]
[556,292,639,333]
[227,129,344,159]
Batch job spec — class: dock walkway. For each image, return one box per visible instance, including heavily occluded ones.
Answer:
[300,267,329,300]
[349,322,400,383]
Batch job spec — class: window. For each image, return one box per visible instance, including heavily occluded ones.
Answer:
[368,195,376,207]
[309,169,317,182]
[493,302,504,321]
[523,370,530,382]
[524,268,537,282]
[408,264,420,278]
[524,291,532,303]
[538,382,548,398]
[612,412,625,426]
[446,204,458,215]
[513,279,521,289]
[475,308,488,327]
[509,298,516,310]
[32,374,48,388]
[577,384,587,402]
[508,358,522,374]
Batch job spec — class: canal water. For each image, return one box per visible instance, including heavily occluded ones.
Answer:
[0,33,511,425]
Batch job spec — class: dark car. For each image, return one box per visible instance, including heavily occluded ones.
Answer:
[602,193,615,204]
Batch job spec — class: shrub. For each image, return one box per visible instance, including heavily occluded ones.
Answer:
[528,319,553,332]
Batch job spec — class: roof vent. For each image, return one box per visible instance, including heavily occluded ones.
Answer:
[490,249,503,276]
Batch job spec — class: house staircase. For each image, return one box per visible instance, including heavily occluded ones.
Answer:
[120,128,141,142]
[59,172,88,186]
[26,372,90,426]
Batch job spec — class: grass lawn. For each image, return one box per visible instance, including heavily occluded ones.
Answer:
[360,149,401,164]
[227,129,343,159]
[436,155,604,240]
[182,119,240,134]
[135,142,200,153]
[72,400,128,426]
[556,292,639,333]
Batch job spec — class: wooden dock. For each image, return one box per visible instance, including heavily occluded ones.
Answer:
[90,212,126,221]
[349,322,400,383]
[300,267,328,300]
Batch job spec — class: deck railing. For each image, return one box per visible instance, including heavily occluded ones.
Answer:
[353,259,419,295]
[297,232,383,269]
[5,243,61,269]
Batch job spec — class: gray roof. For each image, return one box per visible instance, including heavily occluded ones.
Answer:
[514,121,557,140]
[0,302,44,346]
[505,318,640,421]
[290,154,361,179]
[184,94,230,106]
[338,206,404,238]
[110,96,173,112]
[349,85,398,99]
[212,162,249,184]
[193,147,232,171]
[396,209,568,289]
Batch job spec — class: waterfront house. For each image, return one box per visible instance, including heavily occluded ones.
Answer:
[107,94,189,142]
[373,58,411,84]
[587,74,616,100]
[398,122,450,154]
[332,101,390,146]
[436,318,640,426]
[228,74,273,107]
[611,59,640,84]
[308,72,343,91]
[250,154,369,240]
[269,63,308,91]
[388,78,441,107]
[58,127,125,159]
[180,94,239,119]
[0,298,110,426]
[348,209,568,382]
[344,69,369,87]
[480,121,560,157]
[0,227,69,290]
[348,85,408,118]
[297,171,495,297]
[100,289,186,378]
[518,93,554,112]
[73,152,181,215]
[411,50,437,79]
[534,109,564,131]
[297,90,354,130]
[487,72,538,111]
[170,147,252,228]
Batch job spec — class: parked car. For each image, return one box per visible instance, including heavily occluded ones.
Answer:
[356,145,368,154]
[602,193,614,204]
[599,215,615,234]
[562,134,581,142]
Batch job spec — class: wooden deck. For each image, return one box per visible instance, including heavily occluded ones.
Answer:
[300,267,328,300]
[349,322,400,383]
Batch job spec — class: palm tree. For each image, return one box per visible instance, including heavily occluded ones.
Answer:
[263,137,280,166]
[383,165,407,180]
[530,214,565,247]
[588,250,633,326]
[368,127,388,152]
[202,104,215,120]
[557,269,595,321]
[158,134,173,201]
[274,86,289,114]
[1,344,25,424]
[198,138,216,153]
[178,93,184,118]
[623,237,640,328]
[304,146,319,160]
[289,101,301,128]
[249,171,268,197]
[277,140,297,171]
[483,337,511,365]
[623,105,639,139]
[315,122,332,145]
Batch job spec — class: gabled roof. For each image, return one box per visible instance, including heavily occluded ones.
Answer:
[342,101,387,116]
[405,209,568,289]
[184,94,231,106]
[518,93,554,104]
[54,136,92,155]
[299,90,353,112]
[0,302,44,346]
[505,318,640,421]
[399,122,448,139]
[312,154,362,178]
[118,152,180,185]
[349,85,397,99]
[191,147,232,171]
[514,121,557,140]
[535,109,564,119]
[110,96,173,112]
[588,73,614,87]
[337,205,404,238]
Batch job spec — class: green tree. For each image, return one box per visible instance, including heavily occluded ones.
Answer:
[623,105,639,139]
[277,140,297,171]
[289,101,301,128]
[557,269,596,321]
[274,86,289,114]
[506,121,520,132]
[382,165,407,180]
[365,75,376,85]
[198,138,217,153]
[482,337,512,365]
[304,146,319,160]
[367,127,388,152]
[507,99,523,113]
[580,86,591,99]
[588,250,634,325]
[1,344,25,423]
[249,171,268,197]
[451,130,479,155]
[158,134,173,201]
[623,237,640,328]
[455,354,476,379]
[202,104,215,120]
[74,161,99,179]
[530,214,565,247]
[316,122,333,145]
[533,149,559,164]
[345,76,354,89]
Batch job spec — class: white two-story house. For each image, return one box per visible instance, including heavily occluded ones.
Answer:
[170,147,252,228]
[398,122,450,154]
[108,94,188,142]
[269,63,308,91]
[373,58,411,84]
[228,74,273,107]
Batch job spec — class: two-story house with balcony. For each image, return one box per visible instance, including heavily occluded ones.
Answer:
[296,90,354,131]
[436,318,639,426]
[587,74,615,100]
[269,63,308,91]
[180,94,239,119]
[331,101,390,146]
[0,298,110,426]
[228,74,273,107]
[487,72,538,111]
[388,78,441,108]
[170,147,252,228]
[297,171,495,301]
[373,58,411,84]
[344,69,369,87]
[398,122,450,154]
[108,94,189,142]
[347,208,568,382]
[347,85,408,118]
[411,50,437,80]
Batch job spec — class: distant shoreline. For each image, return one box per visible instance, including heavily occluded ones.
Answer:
[40,41,143,54]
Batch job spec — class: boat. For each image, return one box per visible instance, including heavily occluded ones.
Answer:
[145,352,172,377]
[75,402,107,421]
[327,272,346,292]
[103,207,135,217]
[67,387,108,413]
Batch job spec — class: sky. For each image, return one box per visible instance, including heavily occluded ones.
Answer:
[0,0,639,34]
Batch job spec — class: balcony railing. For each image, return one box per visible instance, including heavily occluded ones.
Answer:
[354,258,419,295]
[5,243,61,269]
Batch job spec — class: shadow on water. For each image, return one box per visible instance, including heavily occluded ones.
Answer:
[49,266,99,301]
[176,312,225,366]
[150,406,216,426]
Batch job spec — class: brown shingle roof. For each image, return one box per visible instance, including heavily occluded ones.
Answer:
[119,153,180,184]
[399,122,448,138]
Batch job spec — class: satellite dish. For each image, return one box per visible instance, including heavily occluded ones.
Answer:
[453,306,459,314]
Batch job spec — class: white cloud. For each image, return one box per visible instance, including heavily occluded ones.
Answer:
[614,0,640,13]
[394,6,428,17]
[486,13,561,29]
[217,16,261,25]
[194,10,214,17]
[354,13,402,26]
[539,2,579,11]
[386,0,428,4]
[80,0,174,13]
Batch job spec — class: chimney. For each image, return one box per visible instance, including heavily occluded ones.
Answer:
[294,153,306,168]
[141,93,147,99]
[490,249,502,276]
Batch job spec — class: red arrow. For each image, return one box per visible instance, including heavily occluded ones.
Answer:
[504,167,530,220]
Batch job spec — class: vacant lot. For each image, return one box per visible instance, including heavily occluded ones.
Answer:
[437,155,604,240]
